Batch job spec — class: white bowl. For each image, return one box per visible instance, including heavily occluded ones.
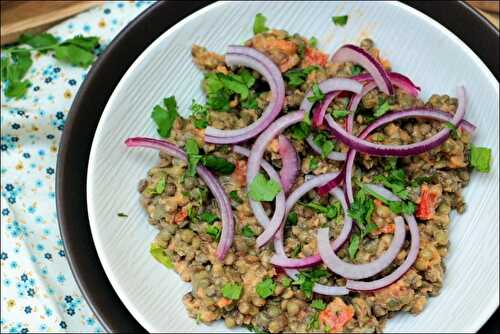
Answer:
[87,1,499,332]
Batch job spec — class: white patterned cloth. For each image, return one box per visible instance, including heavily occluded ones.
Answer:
[1,1,154,332]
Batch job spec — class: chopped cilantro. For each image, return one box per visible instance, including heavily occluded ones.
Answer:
[351,65,363,76]
[155,176,166,194]
[307,312,320,330]
[291,244,302,257]
[284,66,320,87]
[290,121,311,140]
[248,173,282,201]
[199,212,219,224]
[256,278,276,298]
[302,201,339,219]
[150,243,174,269]
[19,32,58,49]
[282,277,292,288]
[332,15,349,27]
[307,83,325,103]
[152,96,178,138]
[201,155,235,174]
[348,233,360,259]
[229,190,243,204]
[222,283,243,300]
[374,100,391,118]
[253,13,269,35]
[184,138,202,177]
[313,132,336,157]
[206,225,221,240]
[190,100,209,129]
[292,267,330,299]
[287,211,298,225]
[332,109,350,119]
[444,122,460,139]
[309,36,318,48]
[241,225,256,238]
[309,156,320,170]
[311,299,327,310]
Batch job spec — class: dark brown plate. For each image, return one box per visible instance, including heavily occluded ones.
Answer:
[56,1,499,332]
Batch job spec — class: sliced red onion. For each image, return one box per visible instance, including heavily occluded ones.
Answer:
[325,86,466,157]
[232,145,285,235]
[312,92,340,127]
[346,214,420,291]
[364,183,401,202]
[271,173,342,265]
[204,47,285,144]
[317,216,406,280]
[316,170,345,197]
[331,44,393,95]
[125,137,233,260]
[247,111,305,247]
[300,78,363,120]
[305,134,347,161]
[278,135,299,193]
[346,81,377,133]
[351,72,421,97]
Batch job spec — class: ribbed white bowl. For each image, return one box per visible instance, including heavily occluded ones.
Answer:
[87,1,499,332]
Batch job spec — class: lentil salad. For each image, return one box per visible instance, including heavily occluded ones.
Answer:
[126,13,492,333]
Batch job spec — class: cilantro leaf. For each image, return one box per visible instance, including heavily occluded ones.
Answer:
[241,225,255,238]
[62,35,99,52]
[201,155,235,174]
[287,211,298,225]
[220,76,249,100]
[293,267,330,299]
[185,138,201,177]
[282,277,292,288]
[351,65,363,76]
[19,32,58,50]
[248,173,282,201]
[332,15,349,27]
[471,145,492,172]
[256,278,276,299]
[5,80,30,99]
[150,243,174,269]
[6,49,32,82]
[253,13,269,35]
[374,100,391,118]
[238,69,256,88]
[151,96,178,138]
[190,100,209,129]
[155,176,166,194]
[53,44,95,67]
[222,283,243,300]
[348,234,360,259]
[206,225,221,240]
[313,132,336,157]
[309,156,319,170]
[291,244,302,257]
[309,36,318,48]
[311,299,327,310]
[199,212,219,224]
[332,109,350,119]
[307,83,325,103]
[444,122,460,139]
[229,190,243,204]
[302,201,339,219]
[290,121,311,140]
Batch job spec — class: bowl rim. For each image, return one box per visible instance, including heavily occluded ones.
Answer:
[57,1,499,332]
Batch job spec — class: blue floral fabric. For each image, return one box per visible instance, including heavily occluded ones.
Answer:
[1,2,154,332]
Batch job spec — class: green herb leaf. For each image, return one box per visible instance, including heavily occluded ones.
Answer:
[303,201,339,219]
[19,32,58,50]
[62,35,99,52]
[191,100,209,129]
[207,91,230,111]
[374,100,391,118]
[282,277,292,288]
[332,109,350,119]
[53,44,94,67]
[241,225,256,238]
[239,69,256,88]
[256,278,276,299]
[222,283,243,300]
[150,243,174,269]
[117,212,128,218]
[152,96,178,138]
[284,66,320,88]
[155,176,166,194]
[444,122,460,140]
[6,49,32,82]
[332,15,349,27]
[253,13,269,35]
[204,72,224,93]
[287,211,298,225]
[348,234,360,259]
[309,36,318,48]
[199,212,219,224]
[229,190,243,204]
[221,76,249,100]
[185,138,201,177]
[351,65,363,76]
[313,132,336,158]
[206,225,221,240]
[293,267,330,299]
[5,80,31,99]
[311,299,327,310]
[248,172,282,201]
[307,312,320,330]
[309,156,319,170]
[291,244,302,257]
[307,83,325,103]
[201,155,235,174]
[290,121,311,140]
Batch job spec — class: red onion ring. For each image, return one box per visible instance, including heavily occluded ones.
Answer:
[346,81,377,133]
[347,214,420,291]
[312,91,341,127]
[305,134,347,161]
[317,216,406,280]
[331,44,394,95]
[325,86,466,157]
[204,47,285,144]
[247,111,305,247]
[232,145,285,237]
[125,137,234,260]
[351,72,421,97]
[300,78,363,120]
[278,135,300,193]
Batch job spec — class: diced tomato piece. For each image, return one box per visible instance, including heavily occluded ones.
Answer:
[416,184,441,220]
[304,47,328,67]
[319,298,354,333]
[174,208,188,224]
